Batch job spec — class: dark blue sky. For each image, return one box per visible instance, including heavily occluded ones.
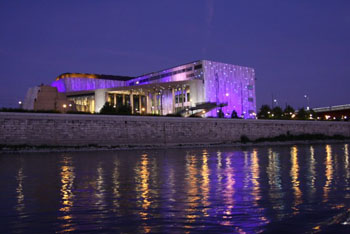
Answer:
[0,0,349,109]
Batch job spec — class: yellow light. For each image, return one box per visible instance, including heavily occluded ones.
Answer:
[63,104,67,108]
[141,107,145,112]
[202,111,206,114]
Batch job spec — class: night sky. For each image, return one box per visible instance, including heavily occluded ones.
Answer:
[0,0,349,109]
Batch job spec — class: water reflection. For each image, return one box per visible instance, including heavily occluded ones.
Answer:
[221,152,235,227]
[58,155,76,232]
[112,159,120,210]
[308,146,317,199]
[290,146,302,214]
[184,152,200,227]
[323,145,334,202]
[345,144,349,183]
[267,148,284,220]
[15,166,25,216]
[3,143,350,233]
[251,149,261,205]
[134,153,152,233]
[200,149,210,217]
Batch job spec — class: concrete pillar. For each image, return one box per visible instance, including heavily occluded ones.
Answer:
[153,92,157,114]
[113,93,116,107]
[146,93,151,114]
[189,80,204,107]
[130,92,134,114]
[139,95,142,113]
[181,87,184,108]
[94,89,108,113]
[172,88,175,113]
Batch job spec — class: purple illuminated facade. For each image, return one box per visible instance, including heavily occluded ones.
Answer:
[51,60,256,118]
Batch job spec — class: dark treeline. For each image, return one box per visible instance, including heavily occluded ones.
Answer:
[257,104,317,120]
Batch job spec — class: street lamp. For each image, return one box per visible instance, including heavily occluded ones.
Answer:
[273,99,278,107]
[304,95,310,110]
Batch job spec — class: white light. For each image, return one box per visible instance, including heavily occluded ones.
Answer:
[69,104,72,107]
[18,101,22,105]
[225,93,229,97]
[136,81,139,84]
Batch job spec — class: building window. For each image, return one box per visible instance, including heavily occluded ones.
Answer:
[194,64,202,70]
[248,97,254,102]
[247,85,254,90]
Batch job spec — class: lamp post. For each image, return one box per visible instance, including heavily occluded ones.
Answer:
[273,99,278,107]
[304,95,310,110]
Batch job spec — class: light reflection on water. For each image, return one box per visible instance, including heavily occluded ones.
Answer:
[58,155,76,232]
[2,143,350,233]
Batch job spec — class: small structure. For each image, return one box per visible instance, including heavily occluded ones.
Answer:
[23,85,76,112]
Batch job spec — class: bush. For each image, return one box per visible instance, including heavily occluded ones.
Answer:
[240,135,250,143]
[99,102,117,115]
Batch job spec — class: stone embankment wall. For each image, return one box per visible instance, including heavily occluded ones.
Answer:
[1,112,350,147]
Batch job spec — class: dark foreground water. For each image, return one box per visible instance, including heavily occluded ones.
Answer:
[1,143,350,233]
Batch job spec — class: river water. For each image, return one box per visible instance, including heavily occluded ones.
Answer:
[1,143,350,233]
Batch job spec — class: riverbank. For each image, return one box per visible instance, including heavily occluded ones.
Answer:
[1,138,349,154]
[1,112,350,151]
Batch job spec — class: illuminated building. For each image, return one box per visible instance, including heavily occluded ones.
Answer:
[50,60,256,118]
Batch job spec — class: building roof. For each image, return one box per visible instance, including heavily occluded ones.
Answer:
[55,73,134,81]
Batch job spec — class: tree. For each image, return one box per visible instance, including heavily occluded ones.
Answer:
[296,108,307,120]
[308,109,317,120]
[272,106,283,119]
[231,110,239,119]
[257,105,271,119]
[217,108,225,118]
[100,102,117,115]
[283,105,295,120]
[116,105,132,115]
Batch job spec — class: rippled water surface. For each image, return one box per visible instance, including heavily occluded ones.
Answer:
[2,143,350,233]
